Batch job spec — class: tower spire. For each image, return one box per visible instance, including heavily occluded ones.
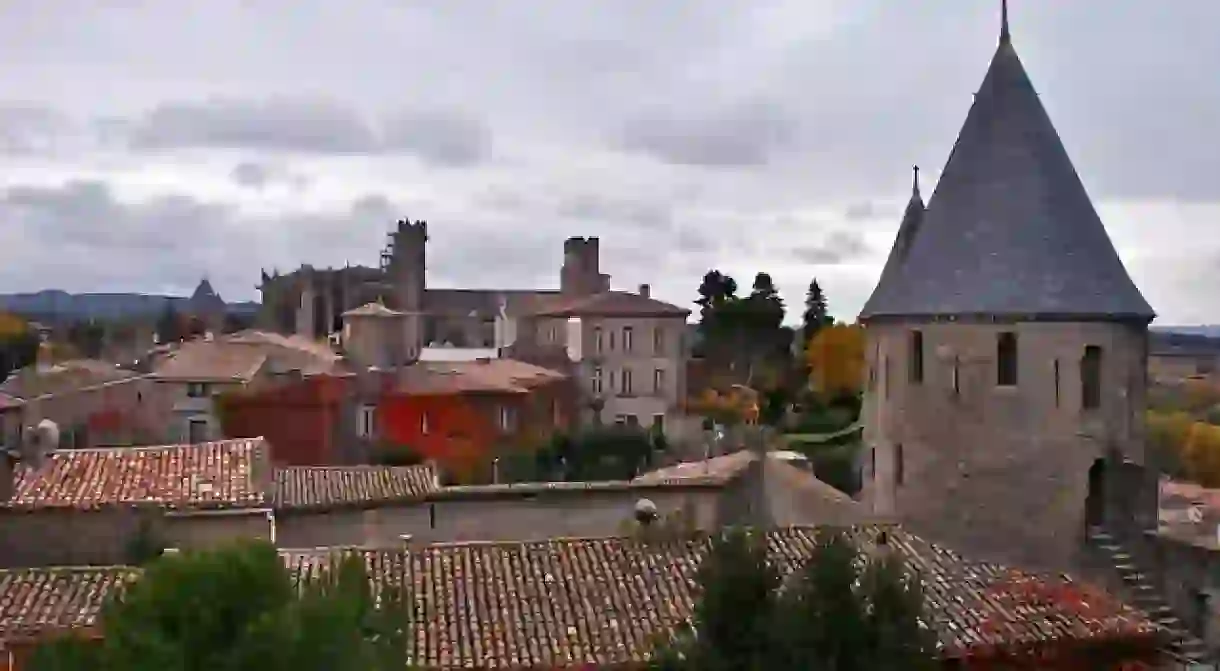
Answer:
[911,165,921,200]
[999,0,1010,44]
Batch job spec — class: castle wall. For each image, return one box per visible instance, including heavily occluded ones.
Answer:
[861,319,1149,573]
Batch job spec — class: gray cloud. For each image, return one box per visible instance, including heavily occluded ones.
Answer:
[0,2,1218,322]
[0,104,73,154]
[555,193,671,229]
[125,98,493,167]
[617,101,798,168]
[230,161,311,191]
[381,111,493,167]
[789,230,869,265]
[128,98,379,154]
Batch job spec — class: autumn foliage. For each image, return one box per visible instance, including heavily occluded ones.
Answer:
[1147,409,1220,487]
[686,386,759,426]
[805,322,865,398]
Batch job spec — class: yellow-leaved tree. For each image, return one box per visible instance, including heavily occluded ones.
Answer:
[1182,420,1220,488]
[686,386,760,426]
[805,322,865,399]
[0,312,29,339]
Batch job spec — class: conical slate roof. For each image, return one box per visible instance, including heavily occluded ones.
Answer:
[859,16,1154,322]
[860,169,925,317]
[186,278,226,314]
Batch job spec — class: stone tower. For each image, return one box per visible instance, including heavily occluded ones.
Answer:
[560,236,610,296]
[385,219,427,312]
[858,4,1156,574]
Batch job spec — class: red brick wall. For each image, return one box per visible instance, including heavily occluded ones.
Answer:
[217,376,347,466]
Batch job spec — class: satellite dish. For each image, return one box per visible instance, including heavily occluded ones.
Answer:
[19,419,59,470]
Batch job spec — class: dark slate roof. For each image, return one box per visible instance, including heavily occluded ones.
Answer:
[186,278,226,315]
[859,28,1154,322]
[860,170,925,317]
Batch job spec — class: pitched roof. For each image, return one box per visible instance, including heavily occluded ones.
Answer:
[8,438,270,511]
[859,23,1154,322]
[0,567,136,642]
[341,302,404,318]
[185,278,226,314]
[394,359,566,395]
[149,340,268,381]
[529,291,690,319]
[859,169,925,318]
[273,465,439,510]
[0,360,138,400]
[282,526,1160,668]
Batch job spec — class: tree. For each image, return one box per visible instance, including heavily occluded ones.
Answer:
[155,303,182,343]
[653,529,935,670]
[695,270,738,324]
[66,320,106,359]
[0,328,41,380]
[653,527,782,671]
[801,279,832,344]
[30,541,413,671]
[1182,420,1220,488]
[806,323,866,400]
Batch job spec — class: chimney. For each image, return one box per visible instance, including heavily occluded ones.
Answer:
[399,533,414,549]
[638,284,651,299]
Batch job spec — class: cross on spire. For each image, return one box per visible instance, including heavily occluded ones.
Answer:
[1000,0,1011,44]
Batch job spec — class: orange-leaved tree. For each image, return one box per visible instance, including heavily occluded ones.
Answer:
[687,386,759,426]
[805,322,865,399]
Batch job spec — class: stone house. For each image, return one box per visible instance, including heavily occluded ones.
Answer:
[0,438,275,567]
[0,527,1174,670]
[500,286,693,437]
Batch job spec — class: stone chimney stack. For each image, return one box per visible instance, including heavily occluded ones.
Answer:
[638,284,651,299]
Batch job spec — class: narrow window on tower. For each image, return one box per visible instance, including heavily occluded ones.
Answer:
[883,356,891,399]
[1081,345,1103,410]
[996,332,1018,386]
[1053,359,1061,407]
[895,444,905,486]
[909,330,924,384]
[952,355,960,395]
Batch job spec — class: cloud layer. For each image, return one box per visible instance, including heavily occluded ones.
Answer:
[0,1,1217,324]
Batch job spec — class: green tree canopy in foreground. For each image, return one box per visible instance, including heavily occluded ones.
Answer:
[29,540,412,671]
[652,528,937,671]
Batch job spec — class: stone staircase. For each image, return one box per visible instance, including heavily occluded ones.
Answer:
[1087,526,1210,663]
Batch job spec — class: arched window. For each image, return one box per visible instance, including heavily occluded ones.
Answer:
[996,332,1018,386]
[1081,345,1103,410]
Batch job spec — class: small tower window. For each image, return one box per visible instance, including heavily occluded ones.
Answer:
[952,355,960,395]
[996,332,1018,387]
[1081,345,1103,410]
[883,356,891,399]
[1053,359,1061,407]
[895,444,905,486]
[909,330,924,384]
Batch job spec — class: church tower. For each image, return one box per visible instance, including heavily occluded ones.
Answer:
[858,3,1156,573]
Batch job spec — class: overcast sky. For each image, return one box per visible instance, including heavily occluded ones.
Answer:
[0,2,1216,324]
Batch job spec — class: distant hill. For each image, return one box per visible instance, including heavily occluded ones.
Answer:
[1154,325,1220,339]
[0,290,260,323]
[1151,327,1220,355]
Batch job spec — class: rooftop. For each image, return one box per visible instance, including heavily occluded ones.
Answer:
[282,526,1158,668]
[0,527,1161,666]
[394,359,566,395]
[528,290,690,319]
[273,465,439,511]
[8,438,269,511]
[859,12,1153,321]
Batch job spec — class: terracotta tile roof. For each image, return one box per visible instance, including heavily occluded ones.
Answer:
[282,526,1160,669]
[395,359,566,395]
[527,291,690,319]
[0,360,138,400]
[150,340,268,381]
[341,302,404,318]
[0,567,136,642]
[273,465,439,510]
[8,438,270,511]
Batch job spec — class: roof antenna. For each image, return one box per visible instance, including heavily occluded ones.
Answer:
[999,0,1011,44]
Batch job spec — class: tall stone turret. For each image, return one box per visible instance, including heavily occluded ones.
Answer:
[858,2,1155,574]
